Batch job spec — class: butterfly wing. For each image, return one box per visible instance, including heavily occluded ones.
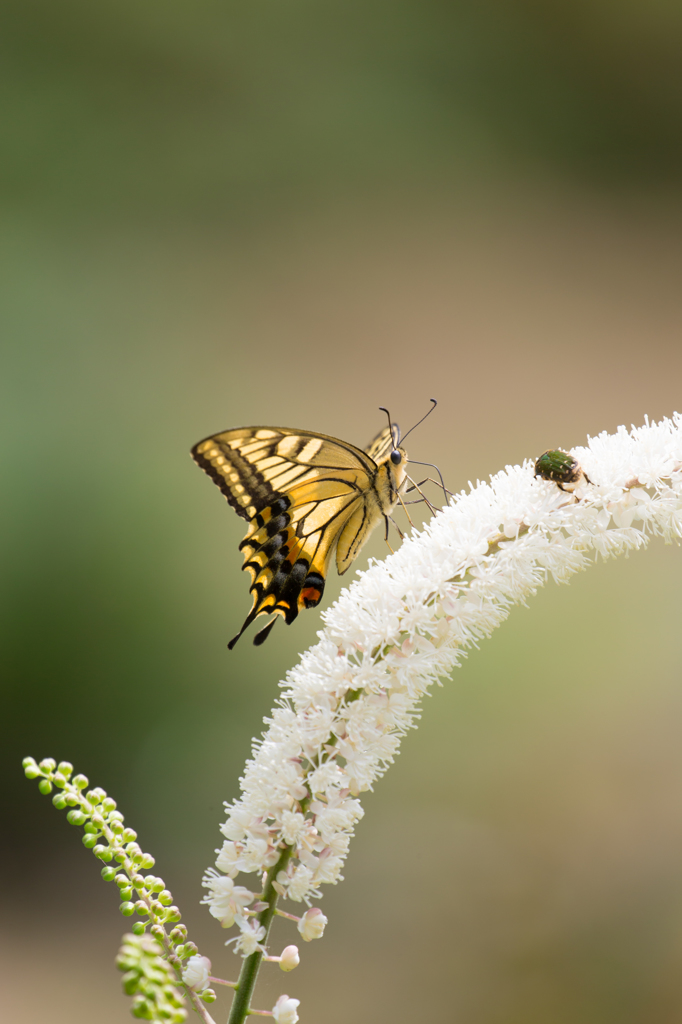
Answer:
[192,427,385,647]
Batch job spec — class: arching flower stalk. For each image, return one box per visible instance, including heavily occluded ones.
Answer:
[203,414,682,1022]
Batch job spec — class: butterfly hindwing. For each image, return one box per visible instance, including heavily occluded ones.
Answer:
[191,424,407,647]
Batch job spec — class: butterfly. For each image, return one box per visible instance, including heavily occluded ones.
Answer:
[191,403,439,648]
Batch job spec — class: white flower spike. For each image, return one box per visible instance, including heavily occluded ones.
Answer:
[205,413,682,972]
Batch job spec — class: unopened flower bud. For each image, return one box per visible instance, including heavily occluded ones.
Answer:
[279,945,300,972]
[57,761,73,778]
[73,774,89,790]
[38,779,53,795]
[182,955,211,992]
[297,908,327,942]
[272,994,301,1024]
[39,758,56,773]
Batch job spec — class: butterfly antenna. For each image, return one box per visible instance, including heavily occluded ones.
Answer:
[398,398,438,447]
[378,406,399,447]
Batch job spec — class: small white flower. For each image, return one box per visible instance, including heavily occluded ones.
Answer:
[279,945,300,971]
[234,916,266,956]
[182,954,211,991]
[285,863,315,902]
[280,809,308,846]
[297,908,328,941]
[201,870,253,927]
[272,994,301,1024]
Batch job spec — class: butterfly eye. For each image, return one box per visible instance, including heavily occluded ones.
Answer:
[390,449,402,466]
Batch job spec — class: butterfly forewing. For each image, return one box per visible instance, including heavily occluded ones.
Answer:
[191,423,406,647]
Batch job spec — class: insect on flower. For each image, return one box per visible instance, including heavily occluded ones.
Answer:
[191,401,445,647]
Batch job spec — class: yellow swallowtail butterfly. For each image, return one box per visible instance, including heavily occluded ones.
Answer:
[191,402,439,648]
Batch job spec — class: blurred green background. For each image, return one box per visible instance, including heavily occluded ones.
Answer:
[2,1,682,1021]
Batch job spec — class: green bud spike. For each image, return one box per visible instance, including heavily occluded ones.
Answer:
[52,793,68,810]
[57,761,73,777]
[120,902,136,916]
[66,809,87,826]
[101,866,117,881]
[39,758,56,773]
[38,779,53,795]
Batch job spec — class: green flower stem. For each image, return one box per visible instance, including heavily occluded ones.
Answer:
[227,845,294,1024]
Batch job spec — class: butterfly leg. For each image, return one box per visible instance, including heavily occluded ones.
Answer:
[383,514,396,553]
[395,490,415,528]
[387,514,405,541]
[404,475,438,515]
[405,460,452,505]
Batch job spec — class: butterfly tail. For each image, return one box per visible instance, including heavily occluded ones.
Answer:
[227,604,263,649]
